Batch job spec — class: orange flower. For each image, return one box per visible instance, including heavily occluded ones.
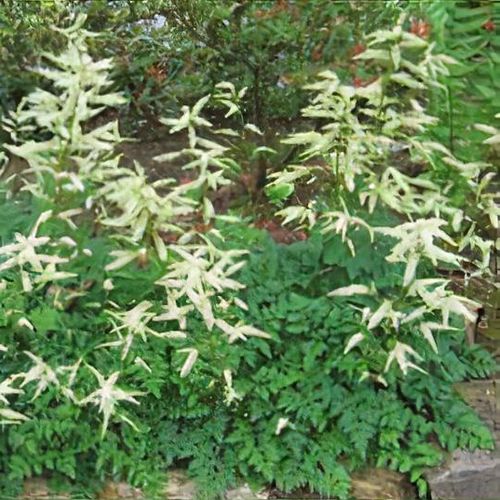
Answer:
[410,19,430,39]
[146,64,166,83]
[179,176,193,185]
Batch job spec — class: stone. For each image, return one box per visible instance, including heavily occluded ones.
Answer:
[22,478,50,499]
[98,481,143,499]
[266,469,413,499]
[455,379,500,441]
[426,379,500,499]
[350,468,414,500]
[426,449,500,499]
[22,478,71,499]
[225,484,268,500]
[163,469,196,499]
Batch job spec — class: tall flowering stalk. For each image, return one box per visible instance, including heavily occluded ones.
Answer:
[266,16,498,377]
[0,16,265,435]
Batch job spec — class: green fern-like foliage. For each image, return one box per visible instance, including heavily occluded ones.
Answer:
[220,230,495,498]
[426,0,500,161]
[0,6,498,500]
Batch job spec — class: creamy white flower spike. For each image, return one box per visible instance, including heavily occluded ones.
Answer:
[0,407,30,424]
[0,377,23,405]
[223,369,242,405]
[0,211,74,291]
[79,366,143,437]
[100,301,186,360]
[17,318,34,331]
[344,333,365,354]
[328,284,373,297]
[178,348,198,378]
[275,417,290,435]
[19,352,59,400]
[385,342,426,376]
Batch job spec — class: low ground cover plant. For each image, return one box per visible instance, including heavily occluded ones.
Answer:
[0,10,498,500]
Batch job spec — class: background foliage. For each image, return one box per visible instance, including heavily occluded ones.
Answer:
[0,1,498,499]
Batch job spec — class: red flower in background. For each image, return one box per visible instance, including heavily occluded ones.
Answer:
[295,230,307,241]
[410,19,431,39]
[353,76,363,88]
[482,19,495,32]
[410,19,431,38]
[352,43,365,57]
[193,223,212,233]
[353,76,378,88]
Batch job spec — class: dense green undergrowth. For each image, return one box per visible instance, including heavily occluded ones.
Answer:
[0,4,499,500]
[0,195,495,498]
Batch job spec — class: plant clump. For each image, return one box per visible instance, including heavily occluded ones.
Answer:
[0,9,498,500]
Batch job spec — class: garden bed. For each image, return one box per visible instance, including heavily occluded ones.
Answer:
[1,3,499,500]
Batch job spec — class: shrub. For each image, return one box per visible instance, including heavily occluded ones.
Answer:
[220,231,495,498]
[0,15,263,497]
[426,0,499,163]
[266,14,498,368]
[0,11,497,500]
[0,0,172,126]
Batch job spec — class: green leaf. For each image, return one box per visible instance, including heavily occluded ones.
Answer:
[265,183,295,202]
[29,306,61,334]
